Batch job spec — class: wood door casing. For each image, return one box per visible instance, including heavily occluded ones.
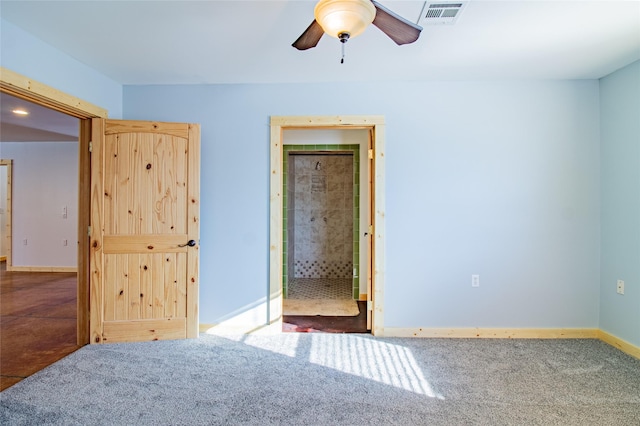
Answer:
[367,130,374,331]
[90,119,200,343]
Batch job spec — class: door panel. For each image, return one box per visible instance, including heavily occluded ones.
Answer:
[90,119,200,343]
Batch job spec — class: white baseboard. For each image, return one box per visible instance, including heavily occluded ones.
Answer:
[383,328,598,339]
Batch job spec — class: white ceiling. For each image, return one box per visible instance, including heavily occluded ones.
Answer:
[1,0,639,85]
[0,93,78,142]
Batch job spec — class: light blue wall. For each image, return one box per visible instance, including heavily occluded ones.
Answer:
[2,15,635,336]
[599,60,640,346]
[124,80,601,329]
[0,18,122,117]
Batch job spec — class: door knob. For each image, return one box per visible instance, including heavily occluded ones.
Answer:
[178,239,196,248]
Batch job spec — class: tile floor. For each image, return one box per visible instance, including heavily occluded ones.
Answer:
[287,277,352,300]
[282,301,367,333]
[283,277,367,333]
[0,262,79,391]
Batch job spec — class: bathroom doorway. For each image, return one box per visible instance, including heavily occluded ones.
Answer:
[282,151,365,332]
[270,116,385,335]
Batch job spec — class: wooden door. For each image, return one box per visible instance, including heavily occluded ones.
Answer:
[90,119,200,343]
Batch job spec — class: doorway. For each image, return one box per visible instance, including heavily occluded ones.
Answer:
[283,150,364,332]
[1,68,108,346]
[2,69,201,347]
[269,116,386,336]
[0,93,81,390]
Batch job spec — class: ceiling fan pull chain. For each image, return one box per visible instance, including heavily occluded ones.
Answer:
[338,32,350,64]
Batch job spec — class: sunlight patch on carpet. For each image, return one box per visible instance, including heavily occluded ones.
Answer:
[241,333,301,358]
[309,334,444,398]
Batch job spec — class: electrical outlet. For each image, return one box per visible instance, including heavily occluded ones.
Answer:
[63,239,68,247]
[617,280,625,295]
[23,239,27,245]
[472,274,480,287]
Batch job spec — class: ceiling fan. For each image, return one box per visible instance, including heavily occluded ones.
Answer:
[293,0,423,52]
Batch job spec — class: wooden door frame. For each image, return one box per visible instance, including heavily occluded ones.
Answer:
[0,160,11,265]
[0,67,108,345]
[269,116,386,336]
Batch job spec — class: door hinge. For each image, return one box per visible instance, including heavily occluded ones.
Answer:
[367,300,373,311]
[368,225,373,235]
[88,141,93,152]
[87,226,91,237]
[368,149,374,159]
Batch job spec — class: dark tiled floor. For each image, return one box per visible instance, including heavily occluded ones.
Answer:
[284,277,368,333]
[0,262,79,391]
[283,301,368,333]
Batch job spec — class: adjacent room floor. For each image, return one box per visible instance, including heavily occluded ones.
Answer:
[0,261,79,391]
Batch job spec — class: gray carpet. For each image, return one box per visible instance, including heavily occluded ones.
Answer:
[1,335,639,425]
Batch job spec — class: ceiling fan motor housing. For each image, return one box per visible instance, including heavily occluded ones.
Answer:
[314,0,376,39]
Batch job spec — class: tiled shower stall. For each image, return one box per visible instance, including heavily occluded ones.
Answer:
[283,144,360,299]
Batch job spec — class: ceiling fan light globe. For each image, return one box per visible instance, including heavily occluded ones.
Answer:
[314,0,376,40]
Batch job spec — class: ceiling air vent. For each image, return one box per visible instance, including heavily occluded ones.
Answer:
[420,2,467,25]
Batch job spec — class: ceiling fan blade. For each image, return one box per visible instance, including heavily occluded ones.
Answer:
[292,19,325,50]
[371,0,423,45]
